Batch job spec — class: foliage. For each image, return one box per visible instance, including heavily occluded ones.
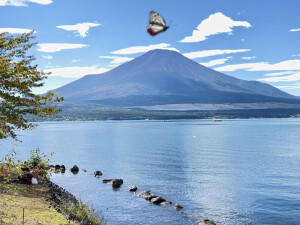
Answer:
[27,148,52,179]
[0,149,22,182]
[0,148,51,182]
[61,201,104,225]
[0,32,63,140]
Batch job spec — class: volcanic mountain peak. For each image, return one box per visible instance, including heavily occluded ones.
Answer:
[55,49,297,107]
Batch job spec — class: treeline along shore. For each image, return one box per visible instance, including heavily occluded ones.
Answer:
[25,102,300,121]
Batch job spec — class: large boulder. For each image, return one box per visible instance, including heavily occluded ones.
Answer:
[199,219,216,225]
[55,165,61,170]
[150,196,166,205]
[70,165,79,173]
[112,179,123,188]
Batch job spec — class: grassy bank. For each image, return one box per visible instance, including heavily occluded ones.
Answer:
[0,149,104,225]
[0,182,77,225]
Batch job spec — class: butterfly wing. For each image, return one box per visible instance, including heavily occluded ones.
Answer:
[148,11,169,36]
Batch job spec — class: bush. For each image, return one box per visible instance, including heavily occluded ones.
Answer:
[0,150,22,182]
[27,148,52,179]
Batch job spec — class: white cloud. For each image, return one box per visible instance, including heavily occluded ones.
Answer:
[180,12,251,43]
[264,71,294,76]
[111,43,179,55]
[199,58,230,67]
[29,0,51,4]
[107,64,119,68]
[71,59,80,63]
[293,54,300,57]
[0,28,34,33]
[241,56,256,60]
[45,66,110,78]
[258,72,300,83]
[275,85,300,90]
[183,49,250,59]
[0,0,52,6]
[215,59,300,72]
[42,55,53,60]
[57,22,100,38]
[100,56,133,64]
[37,43,88,53]
[290,28,300,32]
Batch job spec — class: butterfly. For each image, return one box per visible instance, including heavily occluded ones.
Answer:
[147,11,169,36]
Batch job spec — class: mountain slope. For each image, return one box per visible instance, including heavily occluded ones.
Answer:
[55,49,298,107]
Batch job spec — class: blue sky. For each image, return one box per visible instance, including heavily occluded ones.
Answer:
[1,0,300,95]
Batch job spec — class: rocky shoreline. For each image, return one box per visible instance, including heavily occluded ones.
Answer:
[48,164,216,225]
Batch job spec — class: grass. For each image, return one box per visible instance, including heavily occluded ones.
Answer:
[0,182,77,225]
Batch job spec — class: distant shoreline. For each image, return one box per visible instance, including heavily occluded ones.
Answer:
[26,105,300,122]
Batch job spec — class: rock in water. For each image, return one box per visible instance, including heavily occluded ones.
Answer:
[174,204,183,210]
[70,165,79,173]
[138,190,152,198]
[199,219,216,225]
[128,186,138,192]
[112,179,123,188]
[55,165,61,170]
[160,201,172,205]
[150,196,166,205]
[94,171,102,177]
[102,179,114,183]
[198,219,216,225]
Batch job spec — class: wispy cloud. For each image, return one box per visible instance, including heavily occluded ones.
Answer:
[45,66,110,78]
[264,71,294,76]
[42,55,53,60]
[111,43,179,55]
[290,28,300,32]
[275,85,300,90]
[258,72,300,82]
[183,49,250,59]
[0,28,34,33]
[200,57,230,67]
[57,22,100,38]
[37,43,88,53]
[215,59,300,72]
[71,59,80,63]
[0,0,52,6]
[180,12,251,43]
[241,56,256,60]
[100,56,133,65]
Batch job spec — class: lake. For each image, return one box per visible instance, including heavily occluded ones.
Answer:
[1,119,300,225]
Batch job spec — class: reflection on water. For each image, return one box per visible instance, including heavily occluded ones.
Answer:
[1,119,300,225]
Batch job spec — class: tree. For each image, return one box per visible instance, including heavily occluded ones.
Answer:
[0,32,63,139]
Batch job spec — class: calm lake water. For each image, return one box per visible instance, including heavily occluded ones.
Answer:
[1,119,300,225]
